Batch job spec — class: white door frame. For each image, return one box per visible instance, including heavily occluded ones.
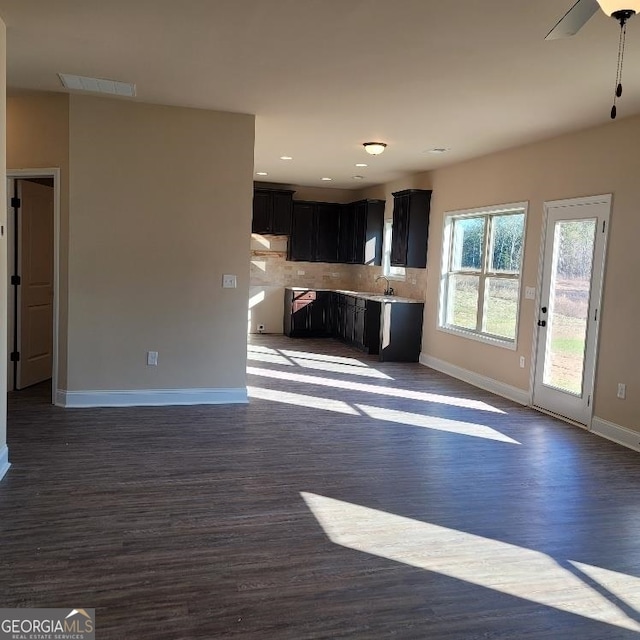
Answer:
[530,193,611,426]
[7,169,61,405]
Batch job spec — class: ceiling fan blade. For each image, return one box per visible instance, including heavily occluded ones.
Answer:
[545,0,600,40]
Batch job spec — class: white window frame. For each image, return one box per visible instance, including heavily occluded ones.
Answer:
[438,201,528,349]
[382,220,406,280]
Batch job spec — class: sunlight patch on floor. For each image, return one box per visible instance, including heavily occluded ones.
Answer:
[247,366,504,414]
[301,492,640,633]
[248,385,515,444]
[247,345,278,354]
[279,349,373,368]
[247,386,359,415]
[285,357,392,379]
[356,405,519,444]
[247,351,295,366]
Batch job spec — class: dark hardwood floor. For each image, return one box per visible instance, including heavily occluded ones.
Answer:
[1,335,640,639]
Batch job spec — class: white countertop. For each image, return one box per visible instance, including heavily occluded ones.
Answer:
[287,287,423,304]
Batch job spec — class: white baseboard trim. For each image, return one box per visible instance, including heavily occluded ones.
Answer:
[0,445,10,482]
[56,387,248,408]
[419,353,530,406]
[591,417,640,453]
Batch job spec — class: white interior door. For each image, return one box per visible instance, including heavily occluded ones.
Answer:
[532,195,610,425]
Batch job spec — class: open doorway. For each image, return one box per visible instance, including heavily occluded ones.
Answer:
[6,169,60,404]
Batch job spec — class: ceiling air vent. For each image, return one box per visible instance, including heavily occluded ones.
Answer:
[58,73,136,97]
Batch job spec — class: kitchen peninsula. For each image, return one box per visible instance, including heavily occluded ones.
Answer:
[284,287,424,362]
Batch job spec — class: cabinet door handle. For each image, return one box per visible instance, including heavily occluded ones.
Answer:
[537,320,546,327]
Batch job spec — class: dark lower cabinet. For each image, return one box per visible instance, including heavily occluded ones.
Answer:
[284,289,331,337]
[285,288,423,361]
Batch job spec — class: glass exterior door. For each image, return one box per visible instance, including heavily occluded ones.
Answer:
[533,197,610,425]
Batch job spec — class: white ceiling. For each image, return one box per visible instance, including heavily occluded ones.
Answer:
[1,0,639,189]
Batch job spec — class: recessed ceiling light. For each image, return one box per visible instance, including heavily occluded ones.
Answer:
[355,163,368,168]
[321,177,333,181]
[256,171,268,176]
[426,147,451,154]
[352,175,365,180]
[58,73,136,97]
[280,156,293,161]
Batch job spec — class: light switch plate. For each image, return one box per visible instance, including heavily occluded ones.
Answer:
[222,274,237,288]
[525,286,536,300]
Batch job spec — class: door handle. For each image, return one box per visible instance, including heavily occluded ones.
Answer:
[541,306,547,314]
[537,320,547,327]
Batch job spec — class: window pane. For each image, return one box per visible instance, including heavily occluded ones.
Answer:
[483,278,519,340]
[451,217,485,271]
[383,220,405,279]
[446,274,479,330]
[490,213,525,273]
[543,218,597,395]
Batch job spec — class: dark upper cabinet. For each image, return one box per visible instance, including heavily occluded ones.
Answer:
[354,199,384,266]
[252,188,295,235]
[337,199,385,265]
[315,203,341,263]
[289,197,385,265]
[390,189,432,268]
[288,202,316,261]
[289,200,340,262]
[338,204,355,263]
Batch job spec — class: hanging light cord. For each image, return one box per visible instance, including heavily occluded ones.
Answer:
[611,16,629,119]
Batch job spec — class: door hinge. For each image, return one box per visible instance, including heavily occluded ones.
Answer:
[587,395,591,407]
[10,351,20,362]
[594,308,598,322]
[10,275,21,286]
[10,197,21,209]
[602,220,606,233]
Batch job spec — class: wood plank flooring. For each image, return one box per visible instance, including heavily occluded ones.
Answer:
[1,334,640,639]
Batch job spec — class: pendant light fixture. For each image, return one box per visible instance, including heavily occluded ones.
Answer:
[596,1,640,118]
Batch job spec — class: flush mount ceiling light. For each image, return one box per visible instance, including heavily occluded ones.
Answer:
[363,142,387,155]
[546,0,640,118]
[256,172,268,176]
[355,163,368,167]
[280,155,293,161]
[426,147,451,154]
[321,177,333,181]
[58,73,136,97]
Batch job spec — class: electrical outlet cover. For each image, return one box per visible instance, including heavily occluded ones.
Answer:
[222,274,237,288]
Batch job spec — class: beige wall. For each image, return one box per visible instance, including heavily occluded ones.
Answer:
[67,95,255,391]
[6,91,70,386]
[0,19,7,456]
[421,114,640,433]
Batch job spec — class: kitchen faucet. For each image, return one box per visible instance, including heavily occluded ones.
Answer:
[375,275,394,296]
